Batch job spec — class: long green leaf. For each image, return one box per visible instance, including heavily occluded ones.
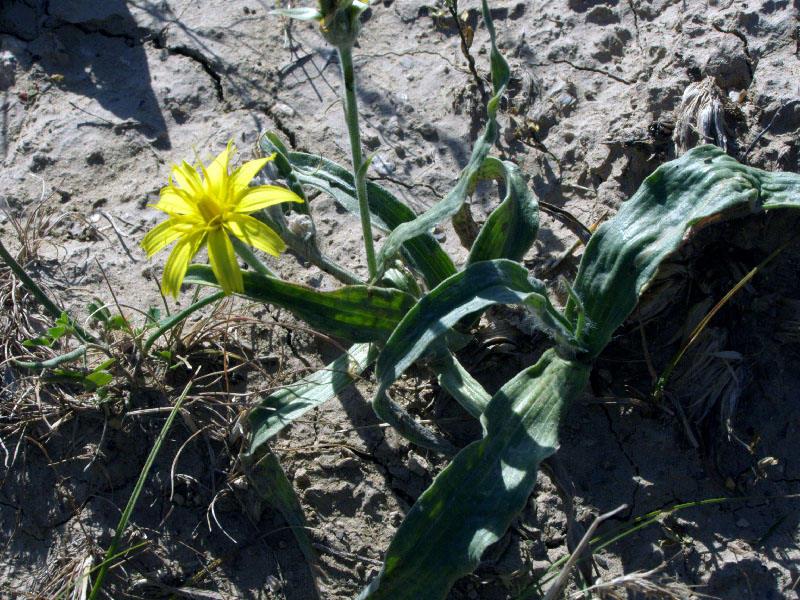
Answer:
[372,0,510,280]
[13,345,86,370]
[466,157,540,265]
[360,349,591,599]
[245,342,377,454]
[372,259,580,451]
[429,352,491,418]
[184,265,415,343]
[567,144,800,358]
[257,133,364,285]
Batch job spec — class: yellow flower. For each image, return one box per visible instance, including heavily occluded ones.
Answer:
[141,140,302,298]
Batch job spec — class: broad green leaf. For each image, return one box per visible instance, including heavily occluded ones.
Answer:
[372,0,510,280]
[257,135,457,290]
[84,371,113,391]
[568,145,800,358]
[184,265,415,343]
[22,336,55,348]
[372,259,581,451]
[466,157,539,265]
[145,307,161,325]
[87,299,112,324]
[256,134,363,286]
[360,349,591,599]
[291,152,457,289]
[245,343,377,453]
[429,352,491,418]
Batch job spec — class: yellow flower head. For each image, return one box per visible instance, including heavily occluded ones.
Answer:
[141,140,302,298]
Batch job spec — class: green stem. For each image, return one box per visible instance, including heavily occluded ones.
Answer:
[337,44,377,278]
[231,237,278,278]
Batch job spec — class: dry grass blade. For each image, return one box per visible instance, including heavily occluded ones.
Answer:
[542,504,628,600]
[654,238,795,403]
[673,77,733,154]
[570,563,702,600]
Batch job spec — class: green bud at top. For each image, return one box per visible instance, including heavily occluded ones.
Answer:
[319,0,367,48]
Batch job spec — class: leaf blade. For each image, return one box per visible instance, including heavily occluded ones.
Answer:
[569,145,800,358]
[371,259,580,450]
[360,350,591,599]
[184,266,415,343]
[245,343,377,453]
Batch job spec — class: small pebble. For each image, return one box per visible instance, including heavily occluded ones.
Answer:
[406,451,430,476]
[294,467,311,489]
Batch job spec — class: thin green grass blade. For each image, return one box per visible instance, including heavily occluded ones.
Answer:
[88,381,191,600]
[184,265,415,343]
[372,259,581,451]
[567,144,800,358]
[466,157,540,265]
[241,443,322,600]
[245,342,378,454]
[360,349,591,599]
[372,0,510,280]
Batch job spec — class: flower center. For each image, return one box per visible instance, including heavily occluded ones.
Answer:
[197,196,224,228]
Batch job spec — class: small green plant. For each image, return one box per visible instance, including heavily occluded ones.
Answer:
[4,2,800,598]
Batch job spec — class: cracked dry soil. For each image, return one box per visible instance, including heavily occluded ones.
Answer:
[1,0,800,598]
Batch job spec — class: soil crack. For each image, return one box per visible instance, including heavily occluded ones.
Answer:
[152,36,224,102]
[712,23,754,79]
[627,0,641,49]
[65,22,141,46]
[601,405,640,519]
[550,60,633,85]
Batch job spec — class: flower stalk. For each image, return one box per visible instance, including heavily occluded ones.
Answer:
[337,44,377,278]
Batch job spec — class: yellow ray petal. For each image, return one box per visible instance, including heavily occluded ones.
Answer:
[207,228,243,295]
[229,157,270,191]
[224,213,286,257]
[141,218,185,257]
[233,185,304,213]
[171,161,204,195]
[205,139,235,197]
[162,230,206,298]
[156,187,200,216]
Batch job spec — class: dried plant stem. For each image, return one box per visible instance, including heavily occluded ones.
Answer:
[0,239,98,345]
[542,503,628,600]
[337,44,377,278]
[654,237,795,402]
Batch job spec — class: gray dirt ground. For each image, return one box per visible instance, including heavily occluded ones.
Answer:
[1,0,800,598]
